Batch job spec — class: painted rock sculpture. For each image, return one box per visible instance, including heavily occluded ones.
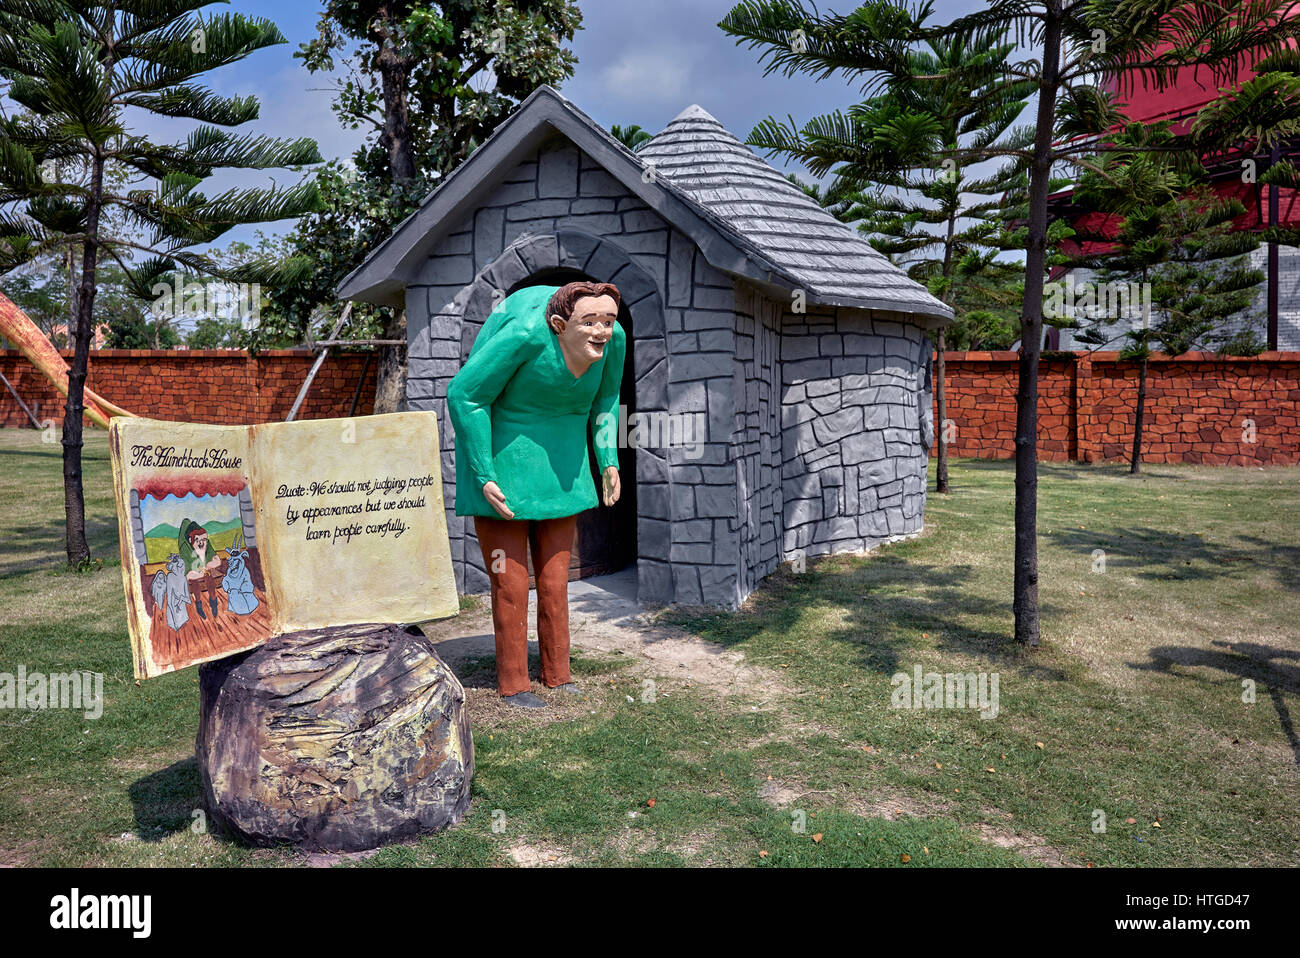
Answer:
[196,622,472,851]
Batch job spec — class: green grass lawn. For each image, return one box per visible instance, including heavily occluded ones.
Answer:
[1,427,1297,867]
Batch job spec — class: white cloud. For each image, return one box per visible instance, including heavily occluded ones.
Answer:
[597,47,698,106]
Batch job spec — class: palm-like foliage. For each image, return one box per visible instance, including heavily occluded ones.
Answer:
[744,30,1034,494]
[1067,123,1264,471]
[721,0,1300,646]
[0,0,324,564]
[1192,49,1300,249]
[610,123,653,153]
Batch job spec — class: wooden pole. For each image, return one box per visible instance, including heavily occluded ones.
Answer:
[286,302,352,423]
[311,338,406,348]
[1268,143,1280,350]
[347,353,374,418]
[0,369,42,428]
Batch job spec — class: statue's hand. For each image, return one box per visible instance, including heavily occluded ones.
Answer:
[482,481,515,519]
[601,466,620,507]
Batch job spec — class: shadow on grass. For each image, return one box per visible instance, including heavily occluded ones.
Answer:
[1128,640,1300,766]
[0,514,120,579]
[127,757,204,842]
[956,459,1192,482]
[675,551,1071,682]
[1044,526,1300,592]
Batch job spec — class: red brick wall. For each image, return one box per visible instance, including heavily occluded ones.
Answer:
[942,354,1078,461]
[7,348,1297,466]
[0,349,377,428]
[934,351,1300,466]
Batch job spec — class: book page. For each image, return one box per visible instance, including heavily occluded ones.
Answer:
[109,418,272,679]
[249,411,458,632]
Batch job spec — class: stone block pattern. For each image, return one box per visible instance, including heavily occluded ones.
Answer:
[403,135,739,606]
[732,282,783,606]
[780,305,932,563]
[942,353,1076,460]
[660,253,739,607]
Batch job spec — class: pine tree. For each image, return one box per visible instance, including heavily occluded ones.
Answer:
[742,29,1032,494]
[0,0,323,565]
[1070,186,1263,471]
[721,0,1300,646]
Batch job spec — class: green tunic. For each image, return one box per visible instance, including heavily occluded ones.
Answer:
[178,517,214,574]
[447,284,626,520]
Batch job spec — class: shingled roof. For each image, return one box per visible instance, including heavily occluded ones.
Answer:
[336,85,951,323]
[639,104,951,319]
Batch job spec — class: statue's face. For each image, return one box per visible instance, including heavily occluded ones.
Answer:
[551,294,617,365]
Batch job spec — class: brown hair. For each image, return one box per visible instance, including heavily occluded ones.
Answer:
[545,281,621,330]
[187,525,208,543]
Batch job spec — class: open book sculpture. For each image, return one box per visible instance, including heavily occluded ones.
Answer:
[109,411,459,678]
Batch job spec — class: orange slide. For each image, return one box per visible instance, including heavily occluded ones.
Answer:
[0,290,135,427]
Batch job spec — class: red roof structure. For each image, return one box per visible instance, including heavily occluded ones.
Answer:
[1049,31,1300,348]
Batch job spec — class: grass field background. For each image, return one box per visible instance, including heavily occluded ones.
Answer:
[1,428,1297,867]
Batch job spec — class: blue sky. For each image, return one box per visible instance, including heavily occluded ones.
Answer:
[139,492,241,536]
[0,1,996,270]
[172,0,989,247]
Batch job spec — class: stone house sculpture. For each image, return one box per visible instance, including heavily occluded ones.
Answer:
[338,85,952,608]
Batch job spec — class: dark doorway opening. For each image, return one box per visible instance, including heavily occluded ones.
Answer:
[506,268,638,582]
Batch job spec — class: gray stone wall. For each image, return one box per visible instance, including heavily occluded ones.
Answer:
[402,132,936,609]
[779,305,931,562]
[732,282,784,606]
[128,490,147,564]
[404,134,739,606]
[238,486,257,549]
[659,244,739,607]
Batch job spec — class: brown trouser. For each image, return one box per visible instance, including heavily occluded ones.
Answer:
[474,515,577,696]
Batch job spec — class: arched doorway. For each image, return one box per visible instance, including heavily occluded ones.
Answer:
[506,267,638,582]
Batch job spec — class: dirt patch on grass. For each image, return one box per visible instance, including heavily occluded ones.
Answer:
[462,684,588,729]
[757,777,1075,866]
[845,789,959,821]
[609,825,660,858]
[458,675,639,731]
[668,828,719,860]
[0,838,45,867]
[757,779,803,808]
[970,822,1077,867]
[298,847,383,868]
[506,840,574,867]
[419,570,791,700]
[759,776,956,821]
[591,612,787,696]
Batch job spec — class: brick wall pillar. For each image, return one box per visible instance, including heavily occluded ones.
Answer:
[1075,352,1096,463]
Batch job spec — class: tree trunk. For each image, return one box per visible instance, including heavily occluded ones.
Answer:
[1012,4,1063,648]
[936,205,957,495]
[936,328,949,494]
[375,4,416,184]
[66,247,76,336]
[1129,354,1147,474]
[371,4,415,413]
[63,154,104,566]
[372,309,406,414]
